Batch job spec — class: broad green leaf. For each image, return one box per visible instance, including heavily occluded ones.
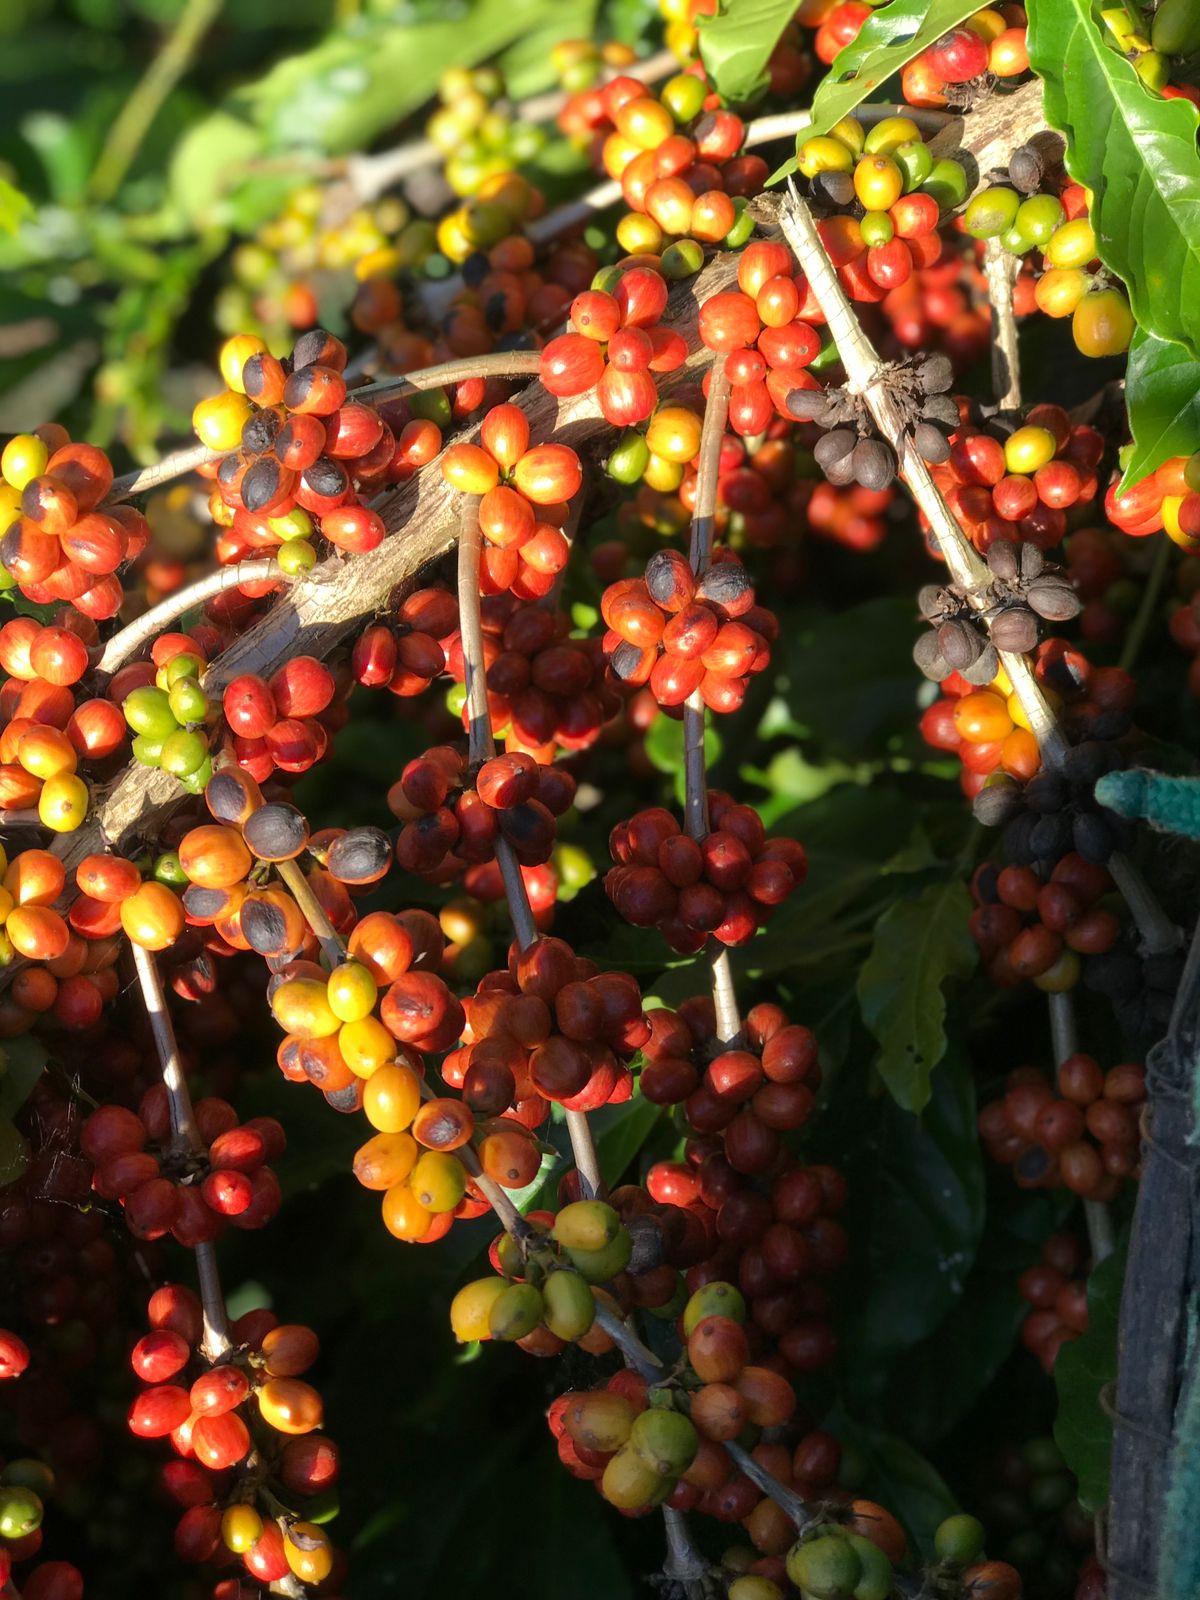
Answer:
[841,1041,985,1407]
[768,0,980,179]
[1120,327,1200,490]
[1055,1237,1127,1513]
[857,879,977,1110]
[833,1413,960,1556]
[0,1036,47,1121]
[1028,0,1200,356]
[0,179,33,235]
[238,0,565,155]
[697,0,799,103]
[167,111,264,227]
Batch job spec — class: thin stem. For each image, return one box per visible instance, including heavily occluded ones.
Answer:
[661,1506,716,1596]
[778,183,1176,955]
[1047,990,1115,1264]
[457,497,492,767]
[725,1441,813,1531]
[95,562,284,675]
[983,239,1021,410]
[353,351,543,404]
[89,0,224,201]
[275,859,344,968]
[131,943,231,1360]
[593,1303,663,1380]
[1118,535,1171,674]
[682,363,743,1049]
[107,443,221,504]
[457,494,604,1198]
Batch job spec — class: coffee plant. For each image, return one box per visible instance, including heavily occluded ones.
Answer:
[1,0,1200,1595]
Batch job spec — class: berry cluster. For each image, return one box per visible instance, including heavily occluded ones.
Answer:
[607,798,807,953]
[351,586,457,698]
[968,854,1118,992]
[389,744,574,877]
[559,69,764,267]
[791,350,960,488]
[449,595,618,757]
[1016,1233,1090,1373]
[0,429,134,621]
[1106,449,1200,548]
[440,404,581,600]
[978,1055,1145,1199]
[541,269,687,430]
[796,116,965,296]
[193,328,436,576]
[602,548,775,714]
[930,404,1103,559]
[82,1097,283,1244]
[127,1282,341,1588]
[221,651,340,781]
[900,10,1030,103]
[443,935,646,1120]
[965,165,1134,359]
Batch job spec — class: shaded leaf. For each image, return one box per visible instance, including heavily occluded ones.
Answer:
[1120,327,1200,490]
[858,879,977,1110]
[1028,0,1200,355]
[834,1412,960,1556]
[841,1040,985,1408]
[698,0,799,103]
[0,1036,47,1122]
[768,0,980,179]
[1055,1236,1127,1513]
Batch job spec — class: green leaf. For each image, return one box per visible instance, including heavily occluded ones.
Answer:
[697,0,799,103]
[0,179,33,235]
[1028,0,1200,356]
[833,1413,960,1556]
[167,111,264,226]
[1120,327,1200,489]
[238,0,565,155]
[1054,1237,1127,1514]
[0,1036,47,1122]
[841,1041,985,1408]
[768,0,980,179]
[857,879,977,1111]
[0,1118,28,1187]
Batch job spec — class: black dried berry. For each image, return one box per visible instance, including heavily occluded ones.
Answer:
[1072,810,1115,862]
[813,429,857,470]
[243,803,310,862]
[852,437,895,490]
[938,618,983,671]
[961,643,1000,685]
[327,827,392,885]
[786,389,831,422]
[920,393,961,428]
[914,422,952,464]
[973,776,1024,827]
[1026,577,1081,621]
[917,353,953,394]
[988,606,1039,653]
[913,631,948,680]
[1009,144,1044,194]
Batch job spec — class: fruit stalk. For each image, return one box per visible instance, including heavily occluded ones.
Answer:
[131,942,232,1360]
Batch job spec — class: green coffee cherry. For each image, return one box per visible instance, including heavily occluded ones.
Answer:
[723,197,755,250]
[893,138,933,190]
[934,1513,985,1566]
[1014,193,1065,247]
[963,185,1022,239]
[860,210,895,247]
[923,158,968,210]
[0,1486,42,1540]
[682,1281,746,1335]
[123,686,177,740]
[785,1533,862,1599]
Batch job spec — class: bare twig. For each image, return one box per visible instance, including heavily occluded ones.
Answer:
[680,363,742,1049]
[131,942,231,1360]
[275,858,344,968]
[95,561,285,675]
[108,443,220,504]
[776,183,1176,955]
[725,1440,813,1531]
[1048,990,1115,1263]
[983,239,1021,409]
[593,1303,663,1381]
